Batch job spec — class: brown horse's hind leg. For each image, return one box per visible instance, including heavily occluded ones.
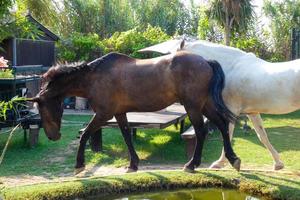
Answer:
[182,103,207,173]
[115,113,140,172]
[75,113,112,174]
[203,103,241,171]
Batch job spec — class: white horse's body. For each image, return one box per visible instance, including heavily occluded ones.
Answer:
[140,38,300,170]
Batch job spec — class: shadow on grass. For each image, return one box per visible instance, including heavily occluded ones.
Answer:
[233,126,300,152]
[85,126,188,168]
[239,172,300,198]
[261,110,300,120]
[200,170,300,199]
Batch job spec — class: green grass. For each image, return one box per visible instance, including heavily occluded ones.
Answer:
[0,111,299,199]
[1,170,300,200]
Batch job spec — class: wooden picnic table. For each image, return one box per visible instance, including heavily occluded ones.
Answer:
[0,112,42,147]
[89,103,188,152]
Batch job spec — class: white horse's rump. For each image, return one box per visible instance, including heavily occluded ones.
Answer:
[140,38,300,170]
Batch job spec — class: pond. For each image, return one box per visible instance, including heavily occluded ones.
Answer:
[88,188,261,200]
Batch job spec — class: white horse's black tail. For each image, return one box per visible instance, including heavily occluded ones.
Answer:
[207,60,237,123]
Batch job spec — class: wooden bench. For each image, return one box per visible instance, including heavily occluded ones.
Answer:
[0,113,42,147]
[81,103,188,152]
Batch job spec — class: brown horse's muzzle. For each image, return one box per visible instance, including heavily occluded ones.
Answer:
[47,132,61,141]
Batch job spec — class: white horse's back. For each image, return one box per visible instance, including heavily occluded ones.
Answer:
[180,40,300,115]
[140,38,300,114]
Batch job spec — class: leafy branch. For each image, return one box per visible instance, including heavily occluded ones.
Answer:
[0,68,13,78]
[0,96,27,121]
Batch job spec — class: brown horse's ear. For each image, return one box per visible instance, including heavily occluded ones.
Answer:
[27,97,41,103]
[180,39,185,50]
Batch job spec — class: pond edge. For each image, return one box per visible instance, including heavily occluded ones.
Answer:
[1,169,298,200]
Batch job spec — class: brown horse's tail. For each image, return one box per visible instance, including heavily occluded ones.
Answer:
[207,60,237,123]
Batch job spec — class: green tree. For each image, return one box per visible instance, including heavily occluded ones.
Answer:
[130,0,198,36]
[0,0,41,44]
[0,0,14,42]
[208,0,255,46]
[60,0,134,37]
[263,0,300,61]
[17,0,59,30]
[0,0,13,20]
[197,6,223,42]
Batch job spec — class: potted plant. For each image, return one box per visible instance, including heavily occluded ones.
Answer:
[0,57,13,79]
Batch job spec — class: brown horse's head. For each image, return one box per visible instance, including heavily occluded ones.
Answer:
[28,67,67,141]
[30,95,63,141]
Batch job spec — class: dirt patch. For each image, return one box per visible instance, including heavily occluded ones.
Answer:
[0,164,187,187]
[45,139,78,165]
[1,163,297,188]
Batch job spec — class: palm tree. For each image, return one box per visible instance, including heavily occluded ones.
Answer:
[208,0,255,46]
[17,0,59,30]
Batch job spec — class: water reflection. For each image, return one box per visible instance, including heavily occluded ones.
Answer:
[95,188,261,200]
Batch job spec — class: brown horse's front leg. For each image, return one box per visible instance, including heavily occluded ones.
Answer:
[75,114,111,174]
[115,113,140,172]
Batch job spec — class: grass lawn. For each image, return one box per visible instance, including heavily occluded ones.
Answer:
[0,110,299,198]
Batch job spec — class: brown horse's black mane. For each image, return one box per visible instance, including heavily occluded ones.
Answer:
[43,52,130,85]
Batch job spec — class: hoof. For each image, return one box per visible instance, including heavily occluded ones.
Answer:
[209,160,226,169]
[183,166,195,173]
[233,158,241,172]
[126,167,138,173]
[274,162,284,171]
[74,166,85,175]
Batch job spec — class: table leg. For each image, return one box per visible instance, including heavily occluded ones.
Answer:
[29,125,39,148]
[180,119,185,134]
[131,128,137,140]
[174,123,179,130]
[24,129,27,143]
[90,128,102,152]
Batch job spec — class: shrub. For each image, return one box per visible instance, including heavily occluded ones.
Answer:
[56,32,104,62]
[230,34,278,62]
[56,25,170,62]
[103,25,170,58]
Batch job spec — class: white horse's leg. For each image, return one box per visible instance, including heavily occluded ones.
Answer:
[247,114,284,170]
[210,122,235,169]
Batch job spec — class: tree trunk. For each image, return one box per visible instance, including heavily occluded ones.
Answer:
[224,3,231,46]
[224,24,230,46]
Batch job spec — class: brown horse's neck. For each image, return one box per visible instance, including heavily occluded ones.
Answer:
[64,70,91,98]
[45,68,92,100]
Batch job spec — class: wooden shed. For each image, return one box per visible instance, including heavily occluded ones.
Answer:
[0,14,59,67]
[0,14,59,100]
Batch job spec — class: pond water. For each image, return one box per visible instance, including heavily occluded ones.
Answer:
[90,188,260,200]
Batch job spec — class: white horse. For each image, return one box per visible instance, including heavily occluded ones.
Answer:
[140,37,300,170]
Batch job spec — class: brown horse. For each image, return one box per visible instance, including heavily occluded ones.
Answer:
[29,51,240,174]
